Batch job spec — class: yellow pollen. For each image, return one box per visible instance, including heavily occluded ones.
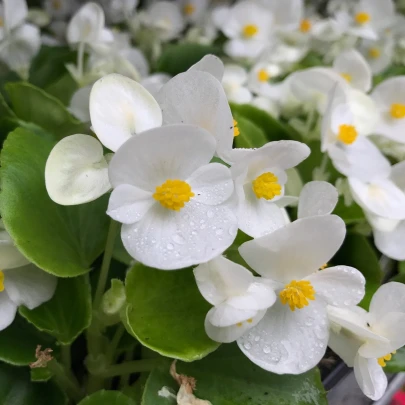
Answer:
[340,73,352,83]
[280,280,315,312]
[153,179,194,211]
[300,19,312,33]
[378,351,396,367]
[252,172,282,200]
[0,271,4,292]
[337,124,358,145]
[368,47,381,59]
[319,263,328,270]
[183,3,195,16]
[247,318,253,323]
[236,322,243,327]
[233,119,240,137]
[390,103,405,119]
[243,24,259,38]
[355,12,370,25]
[52,0,62,10]
[257,69,270,82]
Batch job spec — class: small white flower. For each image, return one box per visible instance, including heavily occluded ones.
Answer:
[194,255,276,343]
[44,0,75,20]
[99,0,138,24]
[107,124,238,270]
[222,64,252,104]
[328,282,405,400]
[178,0,209,24]
[251,96,280,118]
[247,62,282,98]
[0,222,57,331]
[358,36,394,75]
[237,215,365,374]
[231,140,310,238]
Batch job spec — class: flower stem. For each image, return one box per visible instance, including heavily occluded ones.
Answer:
[77,41,85,82]
[61,344,72,371]
[99,359,163,378]
[107,324,126,363]
[48,359,83,402]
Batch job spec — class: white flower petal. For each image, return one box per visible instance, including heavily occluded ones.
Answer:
[188,54,224,81]
[237,299,329,374]
[354,354,387,401]
[207,302,258,327]
[4,264,57,310]
[374,222,405,260]
[69,85,92,122]
[90,73,162,152]
[307,266,365,307]
[0,228,30,270]
[298,181,338,218]
[0,292,17,331]
[121,201,237,270]
[391,160,405,191]
[328,329,362,367]
[108,124,216,191]
[4,0,28,32]
[239,215,346,282]
[369,282,405,320]
[107,184,153,224]
[45,134,111,205]
[193,255,254,306]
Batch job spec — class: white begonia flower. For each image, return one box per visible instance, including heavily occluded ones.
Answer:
[156,69,234,164]
[141,73,171,98]
[222,64,252,104]
[69,85,92,122]
[194,255,276,343]
[178,0,209,24]
[45,134,111,205]
[251,96,280,118]
[221,1,273,59]
[358,36,394,75]
[66,2,113,47]
[99,0,138,24]
[44,0,75,20]
[321,83,390,181]
[328,282,405,400]
[247,62,283,98]
[0,222,57,331]
[90,73,163,152]
[372,76,405,144]
[143,1,185,42]
[334,0,395,40]
[332,49,372,93]
[311,18,344,43]
[0,0,41,78]
[189,54,224,82]
[107,124,238,270]
[231,141,310,238]
[236,215,365,374]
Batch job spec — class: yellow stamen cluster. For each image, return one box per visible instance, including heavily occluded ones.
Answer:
[340,73,352,83]
[337,124,358,145]
[355,12,370,25]
[52,0,62,10]
[243,24,259,38]
[183,3,195,16]
[252,172,282,200]
[233,119,240,137]
[378,351,396,367]
[390,103,405,119]
[280,280,315,311]
[237,318,253,327]
[153,179,194,211]
[0,271,4,292]
[257,69,270,82]
[319,263,328,270]
[300,19,312,33]
[368,47,381,59]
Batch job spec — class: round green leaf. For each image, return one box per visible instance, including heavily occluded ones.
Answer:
[0,128,110,277]
[19,275,92,345]
[0,363,67,405]
[125,263,219,361]
[78,390,136,405]
[142,344,327,405]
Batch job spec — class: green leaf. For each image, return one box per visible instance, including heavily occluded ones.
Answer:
[124,374,149,404]
[5,82,87,139]
[399,261,405,275]
[45,73,78,106]
[385,347,405,373]
[0,315,55,366]
[31,367,53,382]
[142,344,327,405]
[0,363,67,405]
[0,128,110,277]
[78,390,136,405]
[231,103,302,142]
[20,275,92,345]
[156,43,221,75]
[125,263,219,361]
[332,233,383,309]
[223,230,253,270]
[233,113,268,149]
[333,198,365,225]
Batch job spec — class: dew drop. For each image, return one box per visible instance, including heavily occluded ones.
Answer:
[172,234,185,244]
[243,342,252,350]
[167,243,174,250]
[207,210,214,218]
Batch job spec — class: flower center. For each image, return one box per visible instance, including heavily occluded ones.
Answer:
[340,73,352,83]
[233,119,240,137]
[237,318,253,327]
[280,280,315,311]
[183,3,195,16]
[378,351,396,367]
[319,263,328,270]
[300,19,312,33]
[0,271,4,292]
[243,24,259,38]
[153,179,194,211]
[355,12,370,25]
[252,172,282,200]
[257,69,270,82]
[337,124,358,145]
[368,47,381,59]
[52,0,62,10]
[390,103,405,119]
